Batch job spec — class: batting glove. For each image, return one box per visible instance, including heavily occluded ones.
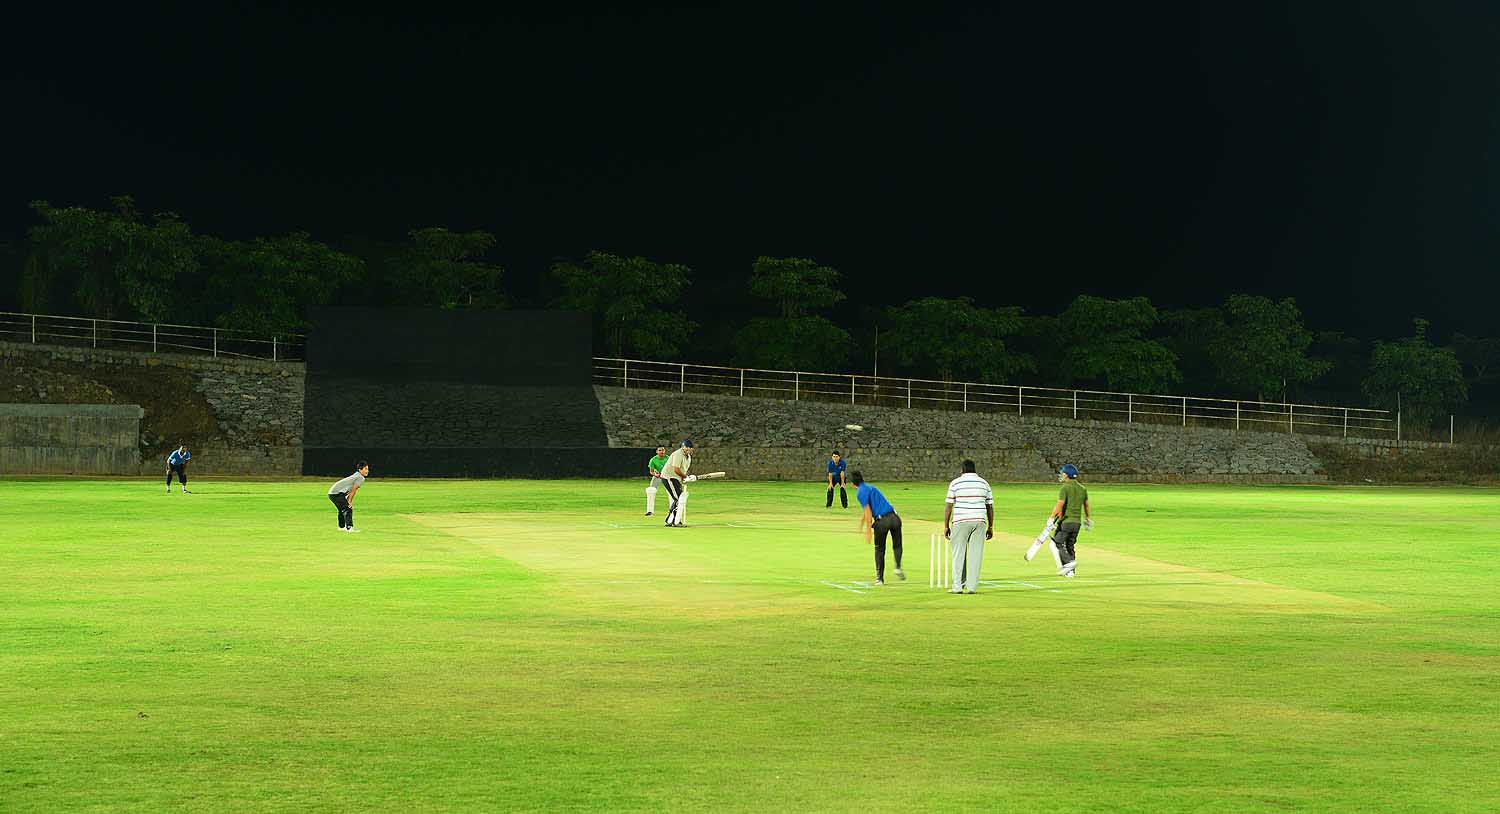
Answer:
[1083,518,1093,532]
[685,475,697,482]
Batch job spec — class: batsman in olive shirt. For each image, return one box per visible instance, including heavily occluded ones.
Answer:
[1049,464,1091,577]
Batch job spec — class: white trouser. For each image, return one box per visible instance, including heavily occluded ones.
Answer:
[950,520,987,592]
[663,478,688,525]
[646,477,661,513]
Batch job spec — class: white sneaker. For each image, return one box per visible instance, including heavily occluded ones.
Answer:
[874,579,884,586]
[1063,571,1075,579]
[947,587,963,594]
[346,528,361,534]
[895,568,906,581]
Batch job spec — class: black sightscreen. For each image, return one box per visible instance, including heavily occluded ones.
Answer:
[302,308,641,477]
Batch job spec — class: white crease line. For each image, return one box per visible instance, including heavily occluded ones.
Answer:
[1011,580,1063,593]
[821,581,866,594]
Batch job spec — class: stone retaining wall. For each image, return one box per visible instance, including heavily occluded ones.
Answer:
[0,403,144,474]
[1,341,303,475]
[3,339,1487,481]
[1306,438,1500,484]
[596,386,1328,482]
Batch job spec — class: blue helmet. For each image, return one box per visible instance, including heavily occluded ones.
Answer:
[1059,464,1079,479]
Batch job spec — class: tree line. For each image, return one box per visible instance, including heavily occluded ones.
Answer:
[8,196,1494,431]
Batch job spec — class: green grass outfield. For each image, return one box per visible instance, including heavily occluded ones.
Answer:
[4,478,1498,813]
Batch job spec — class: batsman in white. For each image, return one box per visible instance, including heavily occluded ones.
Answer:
[660,440,694,527]
[644,445,668,516]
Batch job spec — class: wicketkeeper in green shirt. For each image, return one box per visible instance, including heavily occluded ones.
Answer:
[1049,464,1092,578]
[645,445,668,516]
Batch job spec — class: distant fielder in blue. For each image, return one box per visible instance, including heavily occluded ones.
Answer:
[825,450,848,509]
[166,445,191,494]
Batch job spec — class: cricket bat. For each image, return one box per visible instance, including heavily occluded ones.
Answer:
[688,472,727,481]
[1024,518,1057,562]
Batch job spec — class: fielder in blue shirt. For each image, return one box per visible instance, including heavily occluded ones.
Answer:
[853,470,904,585]
[825,450,848,509]
[166,445,191,493]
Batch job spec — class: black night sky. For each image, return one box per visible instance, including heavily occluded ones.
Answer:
[4,1,1499,339]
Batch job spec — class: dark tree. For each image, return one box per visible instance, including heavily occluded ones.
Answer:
[882,296,1030,382]
[387,228,505,309]
[1363,319,1467,429]
[1452,333,1500,385]
[1159,306,1226,395]
[552,250,695,358]
[1054,296,1181,393]
[1208,295,1329,401]
[23,197,198,322]
[734,256,851,369]
[201,233,364,335]
[1296,331,1369,405]
[733,316,851,371]
[746,256,845,318]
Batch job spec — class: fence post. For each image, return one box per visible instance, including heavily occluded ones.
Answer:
[213,329,218,358]
[1288,404,1294,433]
[1073,390,1078,420]
[962,382,967,412]
[31,314,37,343]
[1017,386,1023,417]
[850,375,856,405]
[622,359,629,389]
[794,372,799,401]
[1235,401,1240,431]
[1397,408,1401,442]
[1451,414,1455,446]
[272,335,277,362]
[907,379,912,408]
[1128,394,1133,424]
[152,324,158,353]
[92,319,97,348]
[1181,396,1186,427]
[1343,407,1348,438]
[739,368,744,397]
[680,364,685,393]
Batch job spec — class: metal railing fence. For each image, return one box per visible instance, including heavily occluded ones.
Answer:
[593,357,1398,439]
[0,311,304,362]
[0,313,1409,440]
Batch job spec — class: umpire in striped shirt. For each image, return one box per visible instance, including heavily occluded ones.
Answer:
[943,459,994,594]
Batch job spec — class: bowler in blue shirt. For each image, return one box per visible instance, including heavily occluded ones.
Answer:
[853,470,904,585]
